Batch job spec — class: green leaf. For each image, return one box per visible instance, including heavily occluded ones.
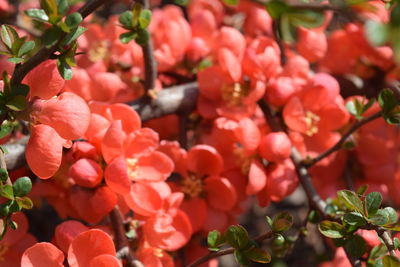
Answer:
[344,234,367,259]
[343,212,367,227]
[280,13,297,43]
[56,58,73,80]
[0,203,9,217]
[394,238,400,249]
[17,40,35,57]
[365,20,388,46]
[370,244,388,260]
[12,84,30,97]
[382,255,400,267]
[135,29,149,46]
[265,216,273,228]
[383,207,398,224]
[234,250,250,266]
[57,0,69,15]
[174,0,189,6]
[265,0,289,19]
[337,190,364,214]
[222,0,238,5]
[12,177,32,197]
[119,11,134,29]
[62,26,87,46]
[0,168,8,183]
[9,220,17,230]
[43,27,62,48]
[365,192,382,217]
[9,200,21,213]
[378,89,397,115]
[0,121,12,139]
[207,230,226,251]
[1,25,18,50]
[369,209,390,226]
[24,9,49,22]
[273,234,285,245]
[289,9,325,29]
[7,58,24,64]
[16,197,33,210]
[6,95,27,111]
[225,225,250,250]
[272,211,293,233]
[40,0,58,17]
[243,247,271,263]
[119,31,136,44]
[346,100,358,117]
[65,12,82,29]
[138,10,152,29]
[318,220,346,238]
[356,184,369,196]
[0,185,14,200]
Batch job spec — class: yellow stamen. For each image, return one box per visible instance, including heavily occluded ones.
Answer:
[181,174,203,198]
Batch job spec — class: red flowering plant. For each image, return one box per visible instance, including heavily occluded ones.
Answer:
[1,0,400,266]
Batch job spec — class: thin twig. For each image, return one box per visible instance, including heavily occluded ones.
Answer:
[186,231,274,267]
[0,149,11,186]
[377,229,397,257]
[109,207,142,267]
[303,111,382,168]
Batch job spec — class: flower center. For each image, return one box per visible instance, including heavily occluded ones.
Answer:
[88,40,108,62]
[127,158,139,181]
[304,110,320,136]
[233,145,252,174]
[221,83,248,106]
[180,174,203,198]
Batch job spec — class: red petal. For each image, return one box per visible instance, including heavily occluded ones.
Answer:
[102,121,126,163]
[124,183,163,216]
[103,103,141,133]
[26,125,63,179]
[187,145,223,176]
[68,229,116,267]
[204,176,237,211]
[104,157,131,195]
[246,159,267,195]
[136,151,174,182]
[89,255,121,267]
[125,128,159,157]
[68,158,103,188]
[54,220,89,254]
[22,242,64,267]
[180,197,207,233]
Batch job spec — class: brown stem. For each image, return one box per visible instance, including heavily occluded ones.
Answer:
[135,0,157,93]
[186,231,273,267]
[10,0,110,87]
[377,229,397,257]
[0,148,11,186]
[303,111,382,168]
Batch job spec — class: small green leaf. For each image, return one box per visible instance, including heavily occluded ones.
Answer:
[343,212,367,227]
[9,220,17,230]
[370,244,388,260]
[138,10,152,29]
[12,177,32,197]
[265,0,289,19]
[382,255,400,267]
[0,168,8,183]
[289,9,325,29]
[0,203,9,217]
[62,26,87,46]
[223,0,238,5]
[40,0,58,17]
[338,190,364,214]
[378,89,397,115]
[56,0,69,15]
[207,230,225,251]
[280,13,297,43]
[119,11,134,29]
[56,58,73,80]
[0,185,14,200]
[365,192,382,217]
[318,220,346,239]
[234,250,250,266]
[24,9,49,22]
[174,0,189,6]
[9,200,21,213]
[125,229,136,239]
[0,121,12,139]
[346,100,358,117]
[272,211,293,233]
[1,25,17,49]
[119,31,136,44]
[225,225,250,250]
[265,216,273,228]
[356,184,369,196]
[365,20,388,46]
[369,209,390,226]
[135,29,149,45]
[17,40,35,57]
[344,234,367,259]
[43,27,62,48]
[244,247,271,263]
[6,95,27,111]
[273,234,285,245]
[394,238,400,249]
[383,207,398,224]
[7,57,24,64]
[65,12,82,29]
[16,197,33,210]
